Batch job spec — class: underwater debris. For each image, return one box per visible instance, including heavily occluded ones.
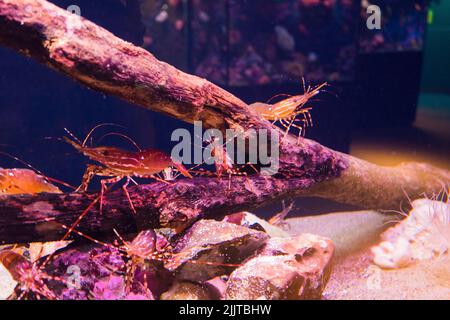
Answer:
[223,211,290,238]
[268,200,295,228]
[372,198,450,269]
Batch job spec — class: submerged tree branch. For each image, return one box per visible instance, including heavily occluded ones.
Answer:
[0,0,448,244]
[1,159,447,245]
[0,176,309,244]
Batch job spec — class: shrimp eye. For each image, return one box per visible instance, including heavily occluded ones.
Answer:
[102,151,109,156]
[140,156,144,160]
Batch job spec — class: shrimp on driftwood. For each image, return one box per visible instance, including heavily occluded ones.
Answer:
[63,125,192,215]
[189,136,258,191]
[250,81,327,143]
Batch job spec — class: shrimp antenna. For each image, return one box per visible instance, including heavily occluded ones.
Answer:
[43,136,65,142]
[320,88,340,100]
[401,186,414,207]
[311,82,328,94]
[113,228,129,247]
[63,128,83,145]
[266,93,293,104]
[301,76,306,93]
[0,151,46,177]
[82,123,127,147]
[98,132,142,152]
[312,82,340,101]
[0,151,76,190]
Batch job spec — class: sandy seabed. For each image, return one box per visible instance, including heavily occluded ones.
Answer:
[286,211,450,300]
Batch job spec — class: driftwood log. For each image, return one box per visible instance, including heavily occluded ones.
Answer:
[0,0,449,244]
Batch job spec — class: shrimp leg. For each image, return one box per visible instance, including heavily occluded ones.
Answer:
[77,164,104,192]
[122,176,136,215]
[99,175,124,215]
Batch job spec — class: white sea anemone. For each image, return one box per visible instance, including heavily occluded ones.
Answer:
[372,192,450,269]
